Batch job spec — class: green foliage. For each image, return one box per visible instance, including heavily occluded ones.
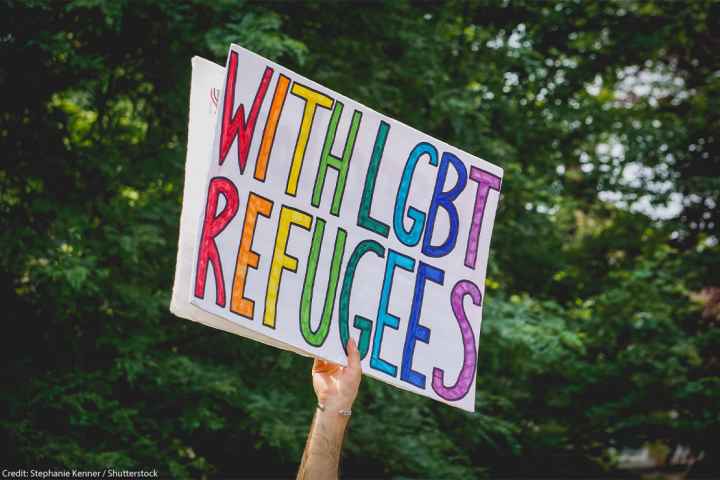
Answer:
[1,0,718,477]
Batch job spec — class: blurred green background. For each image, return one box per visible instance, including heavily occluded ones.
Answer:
[1,0,718,478]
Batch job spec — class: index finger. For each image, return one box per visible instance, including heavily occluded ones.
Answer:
[313,357,340,374]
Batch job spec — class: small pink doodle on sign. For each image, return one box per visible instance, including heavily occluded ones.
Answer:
[209,87,220,113]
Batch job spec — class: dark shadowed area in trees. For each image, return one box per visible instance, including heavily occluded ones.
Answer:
[1,1,718,478]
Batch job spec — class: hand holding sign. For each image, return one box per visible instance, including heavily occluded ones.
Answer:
[296,338,361,480]
[313,338,362,413]
[172,46,503,412]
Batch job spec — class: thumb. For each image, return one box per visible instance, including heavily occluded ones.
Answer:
[346,337,361,373]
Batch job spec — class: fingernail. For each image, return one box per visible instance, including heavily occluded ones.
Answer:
[349,338,357,350]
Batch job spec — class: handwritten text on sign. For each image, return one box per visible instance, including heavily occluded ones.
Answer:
[190,45,503,411]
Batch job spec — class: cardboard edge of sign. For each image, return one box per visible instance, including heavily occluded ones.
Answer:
[169,53,492,413]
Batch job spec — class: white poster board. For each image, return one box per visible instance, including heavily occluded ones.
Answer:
[172,46,503,411]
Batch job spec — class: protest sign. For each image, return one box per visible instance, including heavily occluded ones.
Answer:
[172,45,503,411]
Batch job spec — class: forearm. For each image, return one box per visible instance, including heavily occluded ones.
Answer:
[296,409,350,480]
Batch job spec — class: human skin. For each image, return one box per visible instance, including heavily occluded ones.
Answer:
[296,338,362,480]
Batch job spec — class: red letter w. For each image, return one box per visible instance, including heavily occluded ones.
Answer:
[219,51,273,173]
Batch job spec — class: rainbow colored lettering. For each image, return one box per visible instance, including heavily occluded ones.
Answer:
[189,45,503,412]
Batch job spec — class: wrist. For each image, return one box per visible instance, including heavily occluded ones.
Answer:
[316,396,354,412]
[317,402,352,417]
[315,403,351,428]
